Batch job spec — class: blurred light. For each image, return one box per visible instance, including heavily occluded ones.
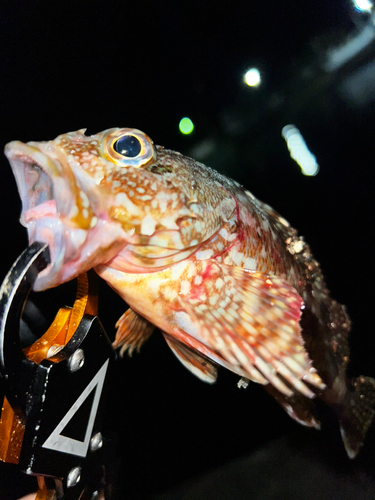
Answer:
[353,0,373,12]
[189,138,216,160]
[282,125,319,176]
[324,24,375,71]
[339,59,375,106]
[179,117,194,135]
[244,68,261,87]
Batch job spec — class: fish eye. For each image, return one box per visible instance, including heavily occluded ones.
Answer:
[114,135,142,158]
[100,128,156,168]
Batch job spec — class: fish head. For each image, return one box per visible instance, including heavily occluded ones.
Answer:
[5,128,234,290]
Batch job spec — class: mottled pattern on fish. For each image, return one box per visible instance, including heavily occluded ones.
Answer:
[5,127,375,458]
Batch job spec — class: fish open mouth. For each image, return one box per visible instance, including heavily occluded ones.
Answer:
[4,141,78,223]
[13,156,57,224]
[4,141,85,290]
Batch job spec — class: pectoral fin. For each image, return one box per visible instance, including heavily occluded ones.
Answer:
[113,308,154,356]
[176,260,326,398]
[163,333,218,383]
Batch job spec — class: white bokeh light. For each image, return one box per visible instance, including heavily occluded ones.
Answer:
[282,125,319,176]
[244,68,261,87]
[353,0,373,12]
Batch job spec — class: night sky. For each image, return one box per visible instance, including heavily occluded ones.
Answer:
[1,1,375,499]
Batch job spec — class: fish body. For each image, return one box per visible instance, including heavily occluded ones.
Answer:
[5,128,375,457]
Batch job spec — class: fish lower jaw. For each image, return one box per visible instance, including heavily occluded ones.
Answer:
[27,215,86,291]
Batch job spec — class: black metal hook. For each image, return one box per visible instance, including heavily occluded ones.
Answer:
[0,241,50,417]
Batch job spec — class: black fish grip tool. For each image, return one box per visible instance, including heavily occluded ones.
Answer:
[0,242,116,500]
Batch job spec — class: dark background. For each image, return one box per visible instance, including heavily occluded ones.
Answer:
[1,1,375,498]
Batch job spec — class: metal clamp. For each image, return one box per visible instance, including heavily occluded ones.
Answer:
[0,242,116,499]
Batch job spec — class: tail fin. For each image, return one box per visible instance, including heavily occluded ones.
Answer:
[339,375,375,458]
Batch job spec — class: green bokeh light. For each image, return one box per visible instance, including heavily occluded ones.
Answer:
[179,117,194,135]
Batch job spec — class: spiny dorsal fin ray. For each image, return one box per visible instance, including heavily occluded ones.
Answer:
[175,260,326,398]
[113,308,154,356]
[163,333,218,383]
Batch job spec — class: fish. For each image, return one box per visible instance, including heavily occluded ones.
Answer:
[4,127,375,458]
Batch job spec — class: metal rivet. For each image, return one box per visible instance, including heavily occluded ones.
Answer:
[68,349,85,372]
[67,466,82,488]
[90,432,103,452]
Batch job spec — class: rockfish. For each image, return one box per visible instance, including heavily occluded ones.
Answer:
[5,127,375,458]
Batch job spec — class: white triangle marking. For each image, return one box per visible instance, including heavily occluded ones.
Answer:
[42,358,109,457]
